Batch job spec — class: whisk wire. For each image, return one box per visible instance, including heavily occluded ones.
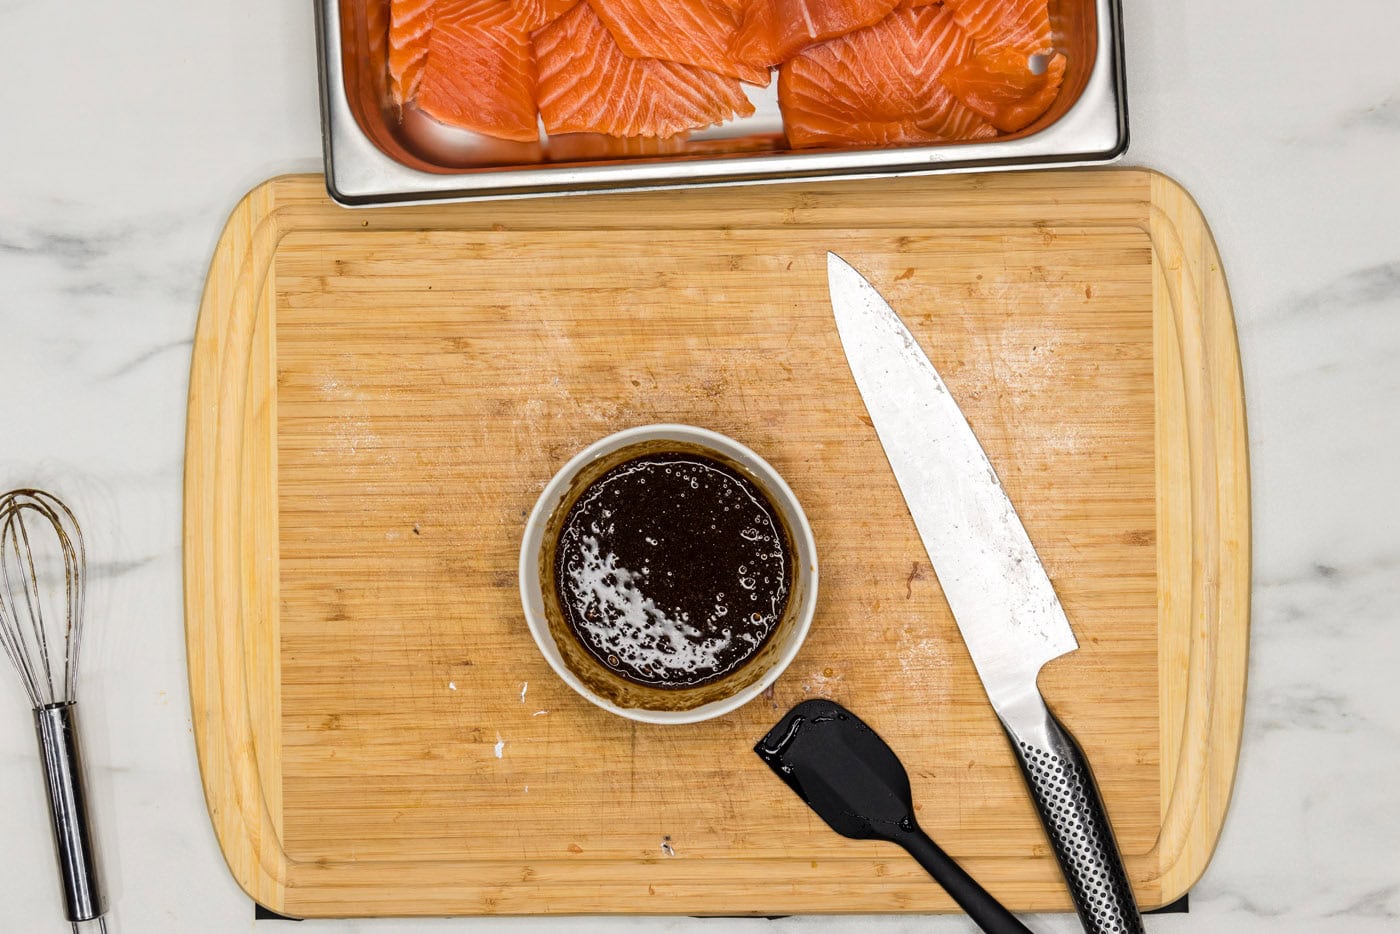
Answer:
[17,509,57,703]
[69,496,87,701]
[53,493,86,701]
[1,511,44,707]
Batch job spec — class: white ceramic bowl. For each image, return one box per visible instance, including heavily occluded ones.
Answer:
[519,424,818,725]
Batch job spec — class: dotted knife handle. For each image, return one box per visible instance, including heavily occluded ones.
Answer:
[1002,700,1145,934]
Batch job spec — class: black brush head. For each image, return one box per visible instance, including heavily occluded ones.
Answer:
[754,699,916,842]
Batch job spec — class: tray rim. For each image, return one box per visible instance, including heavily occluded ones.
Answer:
[183,167,1248,917]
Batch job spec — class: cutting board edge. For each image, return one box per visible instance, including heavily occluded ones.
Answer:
[183,168,1249,917]
[1141,169,1251,905]
[185,178,290,911]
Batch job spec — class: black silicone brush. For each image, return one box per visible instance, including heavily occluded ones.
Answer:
[755,699,1033,934]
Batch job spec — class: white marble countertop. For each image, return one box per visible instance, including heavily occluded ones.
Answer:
[2,1,1397,931]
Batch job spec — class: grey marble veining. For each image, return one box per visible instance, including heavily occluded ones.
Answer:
[1336,92,1399,132]
[3,0,1399,931]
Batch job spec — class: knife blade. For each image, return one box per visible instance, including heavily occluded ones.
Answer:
[827,252,1145,934]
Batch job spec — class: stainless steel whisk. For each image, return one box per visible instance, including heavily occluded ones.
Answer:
[0,489,108,932]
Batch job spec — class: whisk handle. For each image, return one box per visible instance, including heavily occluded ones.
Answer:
[34,702,106,924]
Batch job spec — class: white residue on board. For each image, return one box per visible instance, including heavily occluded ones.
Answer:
[448,681,457,691]
[896,627,951,707]
[310,371,399,466]
[520,681,528,703]
[804,665,844,698]
[533,710,548,717]
[494,733,505,759]
[334,414,377,457]
[1004,332,1085,456]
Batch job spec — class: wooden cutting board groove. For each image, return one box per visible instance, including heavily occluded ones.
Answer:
[184,169,1248,917]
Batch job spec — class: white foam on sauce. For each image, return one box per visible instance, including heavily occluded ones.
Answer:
[565,535,736,680]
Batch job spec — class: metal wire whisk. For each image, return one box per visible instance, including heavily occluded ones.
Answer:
[0,489,108,933]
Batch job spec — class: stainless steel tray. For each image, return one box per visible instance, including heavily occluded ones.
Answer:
[316,0,1127,206]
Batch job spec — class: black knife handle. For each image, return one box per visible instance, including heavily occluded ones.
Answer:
[1000,697,1145,934]
[897,825,1034,934]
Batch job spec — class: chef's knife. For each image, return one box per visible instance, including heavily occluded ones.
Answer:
[827,252,1145,934]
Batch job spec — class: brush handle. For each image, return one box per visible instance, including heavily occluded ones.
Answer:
[34,702,106,924]
[898,825,1034,934]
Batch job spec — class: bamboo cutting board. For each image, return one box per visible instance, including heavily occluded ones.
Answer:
[185,169,1248,918]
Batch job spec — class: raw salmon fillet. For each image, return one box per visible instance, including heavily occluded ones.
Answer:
[778,5,996,147]
[535,3,755,138]
[590,0,771,86]
[417,0,539,142]
[389,0,435,106]
[942,49,1065,131]
[510,0,579,31]
[547,132,692,161]
[941,0,1051,56]
[938,0,1064,130]
[731,0,901,69]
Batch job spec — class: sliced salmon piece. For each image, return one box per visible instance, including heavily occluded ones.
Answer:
[510,0,579,31]
[400,104,544,163]
[389,0,436,106]
[547,132,692,161]
[731,0,901,69]
[940,0,1051,56]
[941,49,1065,131]
[938,0,1063,131]
[897,0,943,6]
[778,5,996,147]
[546,133,782,161]
[590,0,771,86]
[417,0,539,142]
[535,3,755,138]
